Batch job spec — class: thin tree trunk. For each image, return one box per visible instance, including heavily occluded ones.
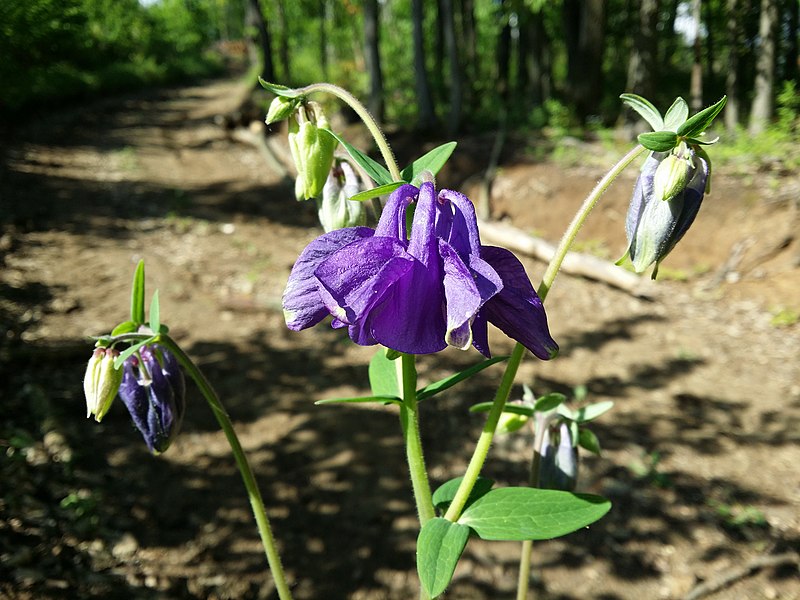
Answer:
[783,0,799,84]
[703,0,716,85]
[562,0,606,122]
[412,0,438,129]
[749,0,778,134]
[246,0,275,83]
[625,0,659,103]
[441,0,461,134]
[363,0,384,122]
[690,0,703,112]
[725,0,741,129]
[497,3,512,103]
[275,0,290,82]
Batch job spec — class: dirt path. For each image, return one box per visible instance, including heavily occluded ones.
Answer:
[1,78,798,600]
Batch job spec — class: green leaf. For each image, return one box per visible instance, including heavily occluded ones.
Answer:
[258,78,304,98]
[432,476,495,512]
[113,336,157,369]
[315,395,401,406]
[348,182,404,203]
[677,96,727,138]
[417,356,508,401]
[368,349,400,397]
[637,131,679,152]
[534,393,566,413]
[459,488,611,541]
[578,427,602,455]
[149,290,160,334]
[417,518,470,598]
[684,135,720,146]
[400,142,457,185]
[570,400,614,423]
[620,93,664,131]
[385,348,402,361]
[130,260,146,325]
[469,402,534,417]
[663,97,689,131]
[110,320,138,336]
[322,129,393,186]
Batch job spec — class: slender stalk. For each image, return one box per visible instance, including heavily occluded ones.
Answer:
[159,335,294,600]
[298,82,402,182]
[399,353,435,526]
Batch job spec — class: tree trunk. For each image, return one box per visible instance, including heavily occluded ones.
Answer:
[625,0,659,104]
[411,0,438,129]
[662,0,681,65]
[562,0,606,122]
[749,0,779,134]
[275,0,290,82]
[690,0,703,112]
[783,0,799,85]
[725,0,741,129]
[703,0,716,86]
[363,0,384,122]
[461,0,478,111]
[497,4,512,104]
[246,0,275,83]
[441,0,462,134]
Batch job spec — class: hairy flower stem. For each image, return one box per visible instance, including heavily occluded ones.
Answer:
[159,335,294,600]
[299,83,402,182]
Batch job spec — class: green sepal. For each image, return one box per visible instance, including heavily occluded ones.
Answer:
[663,97,689,131]
[458,488,611,541]
[432,476,495,513]
[257,78,304,99]
[416,356,509,402]
[684,135,720,146]
[130,260,146,325]
[468,402,534,417]
[315,395,401,406]
[417,518,471,598]
[400,142,457,185]
[348,182,404,203]
[637,131,679,152]
[149,290,160,335]
[578,427,602,455]
[322,129,393,186]
[111,320,138,336]
[620,93,664,131]
[113,336,157,369]
[676,96,727,138]
[558,400,614,423]
[385,348,402,361]
[368,348,400,397]
[534,392,566,413]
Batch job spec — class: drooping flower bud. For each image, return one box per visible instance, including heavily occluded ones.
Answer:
[118,345,186,454]
[288,103,337,200]
[624,148,709,278]
[653,152,692,202]
[538,422,579,491]
[84,347,123,422]
[317,161,366,232]
[265,96,299,125]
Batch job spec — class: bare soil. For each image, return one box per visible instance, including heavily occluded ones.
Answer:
[1,78,798,600]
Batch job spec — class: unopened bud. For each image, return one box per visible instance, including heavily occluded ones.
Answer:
[496,400,530,434]
[539,422,579,491]
[288,104,337,200]
[317,162,366,231]
[653,153,692,202]
[265,96,300,125]
[84,347,123,422]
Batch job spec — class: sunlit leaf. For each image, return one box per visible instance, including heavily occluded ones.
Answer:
[578,427,602,455]
[348,182,404,203]
[110,320,137,336]
[315,395,401,406]
[369,348,400,397]
[663,97,689,131]
[400,142,457,185]
[620,93,664,131]
[130,260,146,325]
[432,476,495,512]
[417,518,470,598]
[322,129,393,186]
[677,96,727,138]
[637,131,678,152]
[469,402,533,417]
[417,356,508,401]
[534,393,566,413]
[149,290,160,334]
[113,336,157,369]
[258,79,304,98]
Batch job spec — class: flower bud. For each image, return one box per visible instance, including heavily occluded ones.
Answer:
[84,347,123,422]
[317,161,367,232]
[538,422,579,491]
[265,96,299,125]
[118,345,186,454]
[288,104,337,200]
[653,153,692,202]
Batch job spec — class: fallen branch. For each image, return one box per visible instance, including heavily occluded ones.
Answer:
[685,552,799,600]
[478,219,657,298]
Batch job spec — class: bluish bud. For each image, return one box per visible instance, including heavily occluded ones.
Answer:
[317,161,366,232]
[288,103,337,200]
[539,422,579,491]
[118,344,186,454]
[84,347,122,422]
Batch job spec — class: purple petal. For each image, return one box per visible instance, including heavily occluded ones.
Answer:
[437,189,482,257]
[480,246,558,360]
[666,153,708,250]
[439,240,482,350]
[625,153,661,247]
[283,227,374,330]
[470,312,491,358]
[374,184,418,240]
[406,182,438,267]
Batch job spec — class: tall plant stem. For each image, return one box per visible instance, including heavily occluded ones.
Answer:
[299,82,402,182]
[160,335,294,600]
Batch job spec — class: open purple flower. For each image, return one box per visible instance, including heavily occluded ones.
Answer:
[283,182,557,359]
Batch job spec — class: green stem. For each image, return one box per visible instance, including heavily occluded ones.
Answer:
[298,82,402,182]
[160,335,294,600]
[399,353,435,527]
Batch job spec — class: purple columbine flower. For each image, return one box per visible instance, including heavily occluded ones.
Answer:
[282,182,558,359]
[625,148,709,277]
[118,344,186,454]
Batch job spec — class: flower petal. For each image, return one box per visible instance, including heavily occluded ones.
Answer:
[437,189,482,257]
[470,312,491,358]
[439,240,482,350]
[480,246,558,360]
[625,153,661,247]
[283,227,374,330]
[375,184,418,241]
[407,182,438,267]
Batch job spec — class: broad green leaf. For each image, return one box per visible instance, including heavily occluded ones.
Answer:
[534,393,566,413]
[571,400,614,423]
[348,182,404,203]
[400,142,457,184]
[130,260,146,325]
[417,518,470,598]
[469,402,534,417]
[417,356,508,401]
[110,320,137,336]
[149,290,160,335]
[620,93,664,131]
[432,476,495,512]
[322,129,393,186]
[459,488,611,541]
[637,131,678,152]
[113,336,157,369]
[258,79,304,98]
[578,427,602,455]
[677,96,727,138]
[368,349,400,397]
[663,97,689,131]
[315,394,401,406]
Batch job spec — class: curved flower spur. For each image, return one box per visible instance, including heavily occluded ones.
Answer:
[283,182,558,359]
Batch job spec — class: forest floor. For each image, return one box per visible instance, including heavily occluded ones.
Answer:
[1,77,799,600]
